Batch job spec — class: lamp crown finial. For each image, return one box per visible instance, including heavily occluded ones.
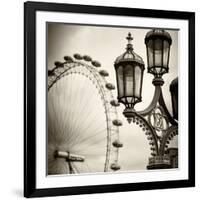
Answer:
[126,32,133,43]
[126,32,133,51]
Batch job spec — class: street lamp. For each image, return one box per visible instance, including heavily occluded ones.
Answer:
[114,33,145,122]
[114,30,178,169]
[145,29,172,80]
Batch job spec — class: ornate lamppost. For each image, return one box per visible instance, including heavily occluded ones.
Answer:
[114,30,178,169]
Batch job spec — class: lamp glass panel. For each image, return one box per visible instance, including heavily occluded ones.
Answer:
[163,40,170,67]
[117,66,124,98]
[124,64,134,97]
[134,66,142,98]
[154,39,162,70]
[147,40,154,68]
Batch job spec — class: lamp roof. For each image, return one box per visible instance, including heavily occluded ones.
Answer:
[145,29,172,45]
[114,33,144,66]
[114,50,145,66]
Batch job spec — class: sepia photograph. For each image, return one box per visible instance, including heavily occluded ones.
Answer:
[47,23,178,175]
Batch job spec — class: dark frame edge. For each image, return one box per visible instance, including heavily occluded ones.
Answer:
[188,12,195,187]
[26,179,194,198]
[25,1,193,19]
[24,2,37,198]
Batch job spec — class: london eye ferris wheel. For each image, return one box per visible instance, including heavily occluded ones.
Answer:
[48,54,123,174]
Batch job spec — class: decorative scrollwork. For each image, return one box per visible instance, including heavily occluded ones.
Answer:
[131,113,159,156]
[148,106,169,132]
[159,126,178,155]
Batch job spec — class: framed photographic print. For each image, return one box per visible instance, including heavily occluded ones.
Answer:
[24,1,195,198]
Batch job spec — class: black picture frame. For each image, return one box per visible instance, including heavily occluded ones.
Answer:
[24,1,195,198]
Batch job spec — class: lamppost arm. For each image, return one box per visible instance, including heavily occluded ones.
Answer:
[137,85,161,116]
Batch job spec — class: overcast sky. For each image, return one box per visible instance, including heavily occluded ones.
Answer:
[48,23,178,173]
